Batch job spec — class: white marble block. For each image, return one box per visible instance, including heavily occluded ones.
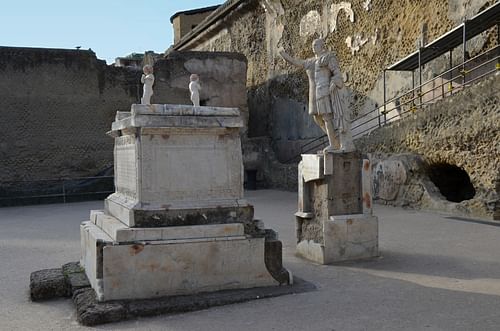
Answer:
[81,221,278,301]
[104,104,251,227]
[81,104,291,302]
[297,214,378,264]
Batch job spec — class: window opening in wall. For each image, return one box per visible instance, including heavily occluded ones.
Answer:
[244,170,257,190]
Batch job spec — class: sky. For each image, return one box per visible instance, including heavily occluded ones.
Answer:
[1,0,223,64]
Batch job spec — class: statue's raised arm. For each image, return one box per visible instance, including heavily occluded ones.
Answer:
[278,48,306,68]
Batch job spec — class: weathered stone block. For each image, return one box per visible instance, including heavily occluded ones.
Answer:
[105,104,248,227]
[62,262,90,292]
[30,268,70,301]
[81,221,279,301]
[71,276,313,326]
[73,288,127,326]
[323,214,379,263]
[296,215,378,264]
[105,196,254,228]
[80,221,112,295]
[301,154,324,182]
[296,240,325,264]
[325,151,363,215]
[265,239,293,284]
[296,151,378,264]
[94,212,245,242]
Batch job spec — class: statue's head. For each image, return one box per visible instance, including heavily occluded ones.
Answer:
[312,38,326,56]
[143,65,153,74]
[190,74,199,82]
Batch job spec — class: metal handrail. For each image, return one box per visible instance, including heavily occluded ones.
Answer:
[352,60,498,138]
[377,45,499,109]
[0,175,115,205]
[300,135,328,151]
[1,175,114,183]
[374,55,498,117]
[288,45,499,160]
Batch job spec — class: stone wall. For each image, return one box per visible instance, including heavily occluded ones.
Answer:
[152,51,249,134]
[174,0,497,162]
[0,47,140,184]
[172,9,218,44]
[0,47,258,203]
[355,74,500,220]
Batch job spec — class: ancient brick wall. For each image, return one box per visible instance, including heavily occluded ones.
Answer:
[0,47,140,183]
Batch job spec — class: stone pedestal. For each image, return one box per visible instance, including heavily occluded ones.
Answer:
[81,104,291,301]
[295,151,378,264]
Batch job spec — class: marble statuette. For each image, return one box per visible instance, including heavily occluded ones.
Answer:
[140,65,154,105]
[189,74,201,107]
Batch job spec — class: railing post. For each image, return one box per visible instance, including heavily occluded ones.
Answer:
[418,47,422,107]
[383,69,387,125]
[449,50,453,96]
[412,70,415,109]
[441,75,445,99]
[62,180,66,203]
[462,20,467,85]
[497,24,500,72]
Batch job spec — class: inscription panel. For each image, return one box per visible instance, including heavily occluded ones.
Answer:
[327,152,362,215]
[114,135,137,199]
[140,129,243,205]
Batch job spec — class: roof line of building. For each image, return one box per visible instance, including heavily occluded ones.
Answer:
[169,5,222,24]
[172,0,246,51]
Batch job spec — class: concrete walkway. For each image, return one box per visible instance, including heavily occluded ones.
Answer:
[1,190,500,330]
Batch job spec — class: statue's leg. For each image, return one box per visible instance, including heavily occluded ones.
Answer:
[194,93,200,107]
[313,114,327,133]
[145,93,151,105]
[322,114,340,150]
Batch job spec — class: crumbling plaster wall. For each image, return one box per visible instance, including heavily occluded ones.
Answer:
[0,47,140,183]
[0,47,255,201]
[181,0,496,162]
[152,51,248,134]
[355,74,500,220]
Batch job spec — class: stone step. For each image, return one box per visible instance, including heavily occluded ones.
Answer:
[90,211,245,242]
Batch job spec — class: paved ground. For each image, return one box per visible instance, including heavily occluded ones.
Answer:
[1,190,500,331]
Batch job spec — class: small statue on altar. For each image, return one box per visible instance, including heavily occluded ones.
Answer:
[189,74,201,107]
[141,65,154,105]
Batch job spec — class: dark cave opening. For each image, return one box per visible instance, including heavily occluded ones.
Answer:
[427,163,475,202]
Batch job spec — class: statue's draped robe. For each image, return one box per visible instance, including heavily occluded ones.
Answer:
[303,53,347,133]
